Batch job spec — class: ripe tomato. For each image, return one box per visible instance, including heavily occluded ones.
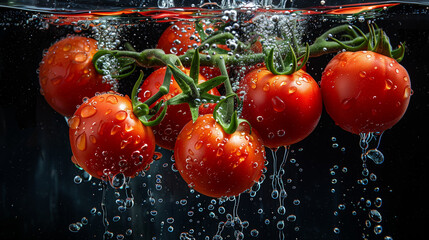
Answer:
[138,67,220,150]
[69,93,156,179]
[321,51,412,134]
[157,21,201,56]
[239,68,322,148]
[157,21,229,80]
[174,114,266,198]
[39,36,115,117]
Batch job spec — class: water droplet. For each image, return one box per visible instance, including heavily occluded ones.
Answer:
[277,206,286,215]
[110,125,121,136]
[271,96,285,112]
[333,227,340,234]
[80,105,97,118]
[74,175,82,184]
[385,79,393,90]
[250,229,259,237]
[113,216,121,222]
[276,220,285,230]
[369,209,382,223]
[366,149,384,164]
[74,52,87,62]
[76,132,87,151]
[115,110,127,121]
[69,223,81,232]
[287,215,296,222]
[110,173,126,189]
[63,43,72,51]
[404,86,412,99]
[374,225,383,235]
[106,95,118,104]
[68,116,81,129]
[288,86,297,94]
[263,82,270,91]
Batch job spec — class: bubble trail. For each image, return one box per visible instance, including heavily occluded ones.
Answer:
[100,181,111,240]
[269,146,290,239]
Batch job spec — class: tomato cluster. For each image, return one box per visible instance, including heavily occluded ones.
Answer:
[38,21,411,198]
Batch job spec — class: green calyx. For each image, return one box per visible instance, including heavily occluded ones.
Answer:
[265,43,310,75]
[367,24,405,62]
[213,93,251,135]
[318,24,405,62]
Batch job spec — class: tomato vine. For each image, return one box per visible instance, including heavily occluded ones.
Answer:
[91,23,406,134]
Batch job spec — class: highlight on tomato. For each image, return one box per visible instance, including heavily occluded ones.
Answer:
[39,36,116,117]
[239,67,322,148]
[138,67,220,150]
[321,50,412,135]
[174,114,266,198]
[68,92,156,180]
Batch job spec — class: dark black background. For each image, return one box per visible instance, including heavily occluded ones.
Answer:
[1,3,428,240]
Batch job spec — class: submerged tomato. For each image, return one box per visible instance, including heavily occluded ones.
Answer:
[39,36,115,117]
[69,93,156,179]
[138,67,220,150]
[239,68,322,148]
[174,114,266,198]
[157,21,201,56]
[321,51,412,134]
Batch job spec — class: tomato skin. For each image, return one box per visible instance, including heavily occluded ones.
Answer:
[39,36,115,117]
[69,93,156,179]
[157,21,200,56]
[321,51,412,134]
[138,67,220,150]
[174,114,266,198]
[239,68,322,148]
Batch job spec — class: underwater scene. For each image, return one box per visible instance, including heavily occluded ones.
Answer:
[1,0,428,240]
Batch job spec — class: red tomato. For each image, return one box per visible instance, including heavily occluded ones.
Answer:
[69,93,156,179]
[157,21,229,80]
[157,21,201,56]
[174,114,266,198]
[39,36,115,117]
[321,51,412,134]
[138,67,220,150]
[239,68,322,148]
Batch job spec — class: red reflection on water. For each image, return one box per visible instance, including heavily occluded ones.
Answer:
[42,2,400,25]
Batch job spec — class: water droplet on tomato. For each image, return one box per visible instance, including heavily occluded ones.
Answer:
[263,82,270,92]
[256,116,264,122]
[359,71,366,78]
[80,105,97,118]
[216,148,224,157]
[63,43,72,52]
[288,86,297,94]
[106,95,118,104]
[403,86,412,99]
[74,52,87,63]
[76,132,87,151]
[403,76,409,82]
[385,79,393,90]
[143,90,152,98]
[271,96,285,112]
[111,125,121,135]
[115,110,127,121]
[89,135,97,144]
[194,140,203,150]
[250,81,257,89]
[68,116,81,129]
